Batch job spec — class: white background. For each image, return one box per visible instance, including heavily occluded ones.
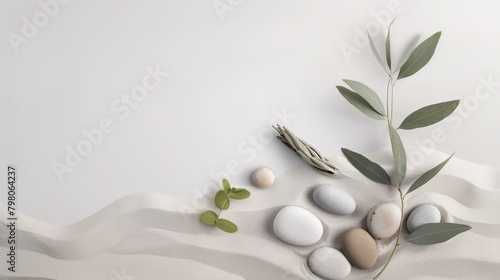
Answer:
[1,0,499,225]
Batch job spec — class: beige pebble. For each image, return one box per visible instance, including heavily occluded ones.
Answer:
[251,167,275,188]
[341,228,378,269]
[367,202,401,239]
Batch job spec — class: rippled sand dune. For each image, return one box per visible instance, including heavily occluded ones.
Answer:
[1,149,499,280]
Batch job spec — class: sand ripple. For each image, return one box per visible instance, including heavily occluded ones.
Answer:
[1,150,498,280]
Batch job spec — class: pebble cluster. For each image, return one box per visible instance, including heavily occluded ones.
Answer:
[253,168,444,280]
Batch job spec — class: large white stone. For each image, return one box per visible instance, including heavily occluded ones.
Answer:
[313,185,356,215]
[308,247,351,280]
[273,206,323,246]
[367,202,401,240]
[407,204,441,233]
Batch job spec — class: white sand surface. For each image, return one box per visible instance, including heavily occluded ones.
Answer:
[1,148,499,280]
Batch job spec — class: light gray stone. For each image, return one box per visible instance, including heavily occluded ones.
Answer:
[407,204,441,233]
[308,247,351,280]
[313,185,356,215]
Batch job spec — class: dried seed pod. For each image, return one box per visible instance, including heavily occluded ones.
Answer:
[273,124,357,179]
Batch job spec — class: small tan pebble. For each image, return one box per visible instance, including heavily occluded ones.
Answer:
[251,167,275,188]
[341,228,378,269]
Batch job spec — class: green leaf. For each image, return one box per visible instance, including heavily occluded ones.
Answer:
[407,153,454,194]
[385,18,396,70]
[343,79,386,116]
[397,31,441,79]
[406,223,471,245]
[367,29,389,73]
[336,86,385,120]
[398,100,460,130]
[228,188,251,200]
[199,210,218,225]
[215,190,230,210]
[222,178,230,194]
[393,33,421,73]
[388,124,406,185]
[216,218,238,233]
[341,148,392,185]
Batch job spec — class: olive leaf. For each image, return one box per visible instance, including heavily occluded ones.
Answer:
[343,79,386,116]
[216,218,238,233]
[397,31,441,79]
[398,100,460,130]
[229,188,251,199]
[388,124,406,185]
[367,29,389,73]
[406,153,454,194]
[222,178,231,194]
[336,86,385,120]
[341,148,392,185]
[199,210,218,225]
[336,23,469,279]
[215,190,230,210]
[385,18,396,70]
[406,223,471,245]
[393,33,421,73]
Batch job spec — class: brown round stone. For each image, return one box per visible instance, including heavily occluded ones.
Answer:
[341,227,378,269]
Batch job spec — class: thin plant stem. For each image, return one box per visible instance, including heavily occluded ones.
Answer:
[386,75,396,123]
[217,191,232,217]
[373,187,405,280]
[386,77,391,122]
[390,75,395,122]
[374,76,403,279]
